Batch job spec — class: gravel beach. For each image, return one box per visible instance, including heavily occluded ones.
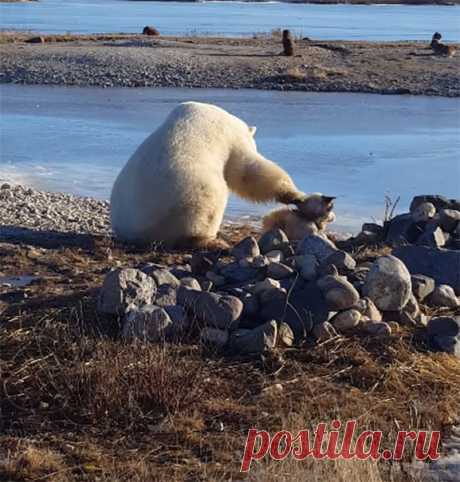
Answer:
[1,33,459,96]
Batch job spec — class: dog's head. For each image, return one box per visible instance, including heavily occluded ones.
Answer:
[293,193,336,221]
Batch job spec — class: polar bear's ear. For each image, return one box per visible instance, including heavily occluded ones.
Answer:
[249,126,257,136]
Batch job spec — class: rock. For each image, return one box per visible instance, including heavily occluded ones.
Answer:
[417,226,446,248]
[296,234,337,262]
[317,274,360,311]
[439,209,460,233]
[190,253,214,275]
[220,262,259,283]
[180,277,201,291]
[200,327,229,348]
[354,297,382,321]
[206,271,226,286]
[180,290,243,329]
[240,292,260,318]
[141,265,180,287]
[320,250,356,274]
[411,274,435,302]
[267,262,294,280]
[278,322,295,347]
[362,256,412,311]
[251,255,270,268]
[231,236,260,259]
[385,213,423,246]
[142,26,160,36]
[362,223,383,236]
[252,278,281,297]
[98,268,157,315]
[313,321,338,341]
[155,284,177,307]
[361,321,392,336]
[258,229,289,254]
[427,316,460,357]
[164,305,189,334]
[296,254,318,281]
[265,250,284,263]
[394,246,460,294]
[404,293,421,319]
[411,202,436,223]
[230,321,278,354]
[410,195,451,213]
[122,305,172,341]
[331,309,361,332]
[428,285,459,308]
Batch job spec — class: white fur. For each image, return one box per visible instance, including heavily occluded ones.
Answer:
[110,102,302,246]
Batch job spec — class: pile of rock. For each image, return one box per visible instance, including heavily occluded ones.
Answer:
[97,215,460,358]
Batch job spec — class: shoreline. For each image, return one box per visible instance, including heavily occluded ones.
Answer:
[1,33,459,96]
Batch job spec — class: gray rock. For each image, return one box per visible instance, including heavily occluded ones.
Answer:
[394,246,460,294]
[313,321,338,341]
[265,250,284,263]
[267,262,294,280]
[240,292,260,318]
[296,234,337,262]
[278,322,295,347]
[253,278,281,297]
[122,305,172,341]
[427,316,460,358]
[410,195,451,213]
[180,277,201,291]
[428,285,459,308]
[98,268,157,315]
[317,274,360,311]
[439,209,460,233]
[155,284,177,307]
[230,321,277,354]
[385,213,423,247]
[362,256,412,311]
[190,253,214,275]
[140,264,180,288]
[417,226,446,248]
[354,297,382,321]
[200,327,229,348]
[180,289,243,329]
[220,262,259,283]
[296,254,318,281]
[164,305,189,335]
[231,236,260,259]
[330,309,361,332]
[206,271,226,286]
[362,321,392,336]
[320,250,356,274]
[251,255,270,268]
[411,274,435,302]
[362,223,383,236]
[258,229,289,254]
[411,202,436,223]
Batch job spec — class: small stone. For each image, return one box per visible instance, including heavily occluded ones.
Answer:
[331,309,361,332]
[220,262,259,283]
[98,268,157,315]
[122,305,172,341]
[362,256,412,311]
[265,250,284,263]
[232,236,260,259]
[258,229,289,254]
[317,274,360,311]
[439,209,460,233]
[206,271,226,286]
[296,254,318,281]
[404,293,420,318]
[278,322,295,347]
[141,265,180,288]
[354,297,382,321]
[411,202,436,223]
[320,250,356,274]
[252,278,281,297]
[251,255,270,268]
[155,284,177,307]
[230,321,278,354]
[164,305,189,334]
[180,277,201,291]
[296,234,337,262]
[362,321,392,336]
[428,285,459,308]
[200,328,229,348]
[313,321,338,341]
[191,253,214,275]
[267,262,294,280]
[427,316,460,357]
[411,274,435,302]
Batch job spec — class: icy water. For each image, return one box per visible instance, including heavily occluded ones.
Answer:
[1,0,460,41]
[1,85,459,232]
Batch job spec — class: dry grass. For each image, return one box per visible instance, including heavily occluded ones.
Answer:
[0,227,459,480]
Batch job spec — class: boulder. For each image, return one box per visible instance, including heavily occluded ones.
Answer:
[267,262,294,280]
[141,265,180,288]
[426,316,460,358]
[258,229,289,254]
[164,305,189,335]
[317,274,360,311]
[190,253,214,275]
[252,278,281,297]
[296,254,318,281]
[200,327,229,348]
[122,305,172,342]
[411,202,436,223]
[411,274,435,302]
[180,277,202,291]
[362,256,412,311]
[428,285,459,308]
[220,262,259,283]
[231,236,260,259]
[98,268,156,315]
[155,284,178,307]
[439,209,460,233]
[319,250,356,274]
[384,214,423,246]
[240,292,260,318]
[393,246,460,294]
[410,195,451,213]
[297,234,337,262]
[416,226,446,248]
[230,321,278,354]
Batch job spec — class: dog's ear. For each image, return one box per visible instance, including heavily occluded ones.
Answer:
[322,195,336,205]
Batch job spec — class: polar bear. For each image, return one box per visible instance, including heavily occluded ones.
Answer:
[110,101,313,248]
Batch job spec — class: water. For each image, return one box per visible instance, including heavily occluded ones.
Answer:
[1,0,460,41]
[1,85,459,232]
